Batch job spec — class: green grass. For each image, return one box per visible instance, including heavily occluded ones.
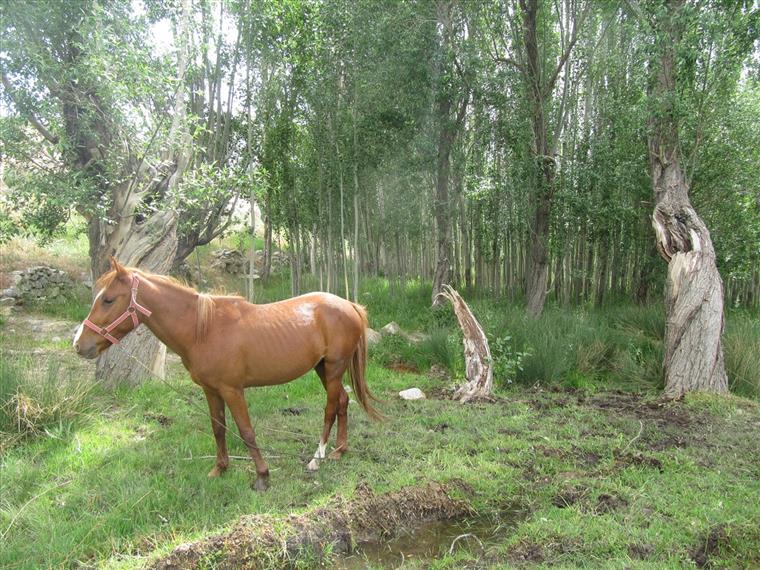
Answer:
[2,251,760,568]
[1,358,758,568]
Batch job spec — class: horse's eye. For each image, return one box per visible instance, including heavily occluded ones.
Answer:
[103,298,114,305]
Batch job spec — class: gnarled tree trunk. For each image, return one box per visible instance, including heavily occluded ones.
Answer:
[92,165,181,387]
[650,156,728,398]
[648,0,728,398]
[92,0,191,387]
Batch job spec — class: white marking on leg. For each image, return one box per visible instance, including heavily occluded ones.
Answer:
[307,440,327,471]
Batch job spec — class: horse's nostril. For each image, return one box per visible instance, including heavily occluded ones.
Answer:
[74,343,81,353]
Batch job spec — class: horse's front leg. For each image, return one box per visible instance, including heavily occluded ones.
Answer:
[202,387,229,477]
[220,387,270,491]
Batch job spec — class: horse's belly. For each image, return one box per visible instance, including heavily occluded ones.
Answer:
[241,336,323,387]
[246,360,317,386]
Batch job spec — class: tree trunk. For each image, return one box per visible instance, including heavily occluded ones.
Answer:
[518,0,584,317]
[94,207,179,386]
[525,195,551,316]
[92,0,191,386]
[648,0,728,398]
[431,2,468,307]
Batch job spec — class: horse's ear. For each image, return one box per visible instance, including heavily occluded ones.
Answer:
[110,256,127,277]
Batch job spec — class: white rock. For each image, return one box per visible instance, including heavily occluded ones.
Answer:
[399,388,426,400]
[404,331,430,344]
[381,321,401,336]
[365,327,382,346]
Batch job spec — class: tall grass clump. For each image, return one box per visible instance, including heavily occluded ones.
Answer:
[724,313,760,399]
[475,303,666,390]
[0,354,97,449]
[361,278,435,331]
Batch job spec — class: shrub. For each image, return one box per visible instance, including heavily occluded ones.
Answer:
[490,334,531,386]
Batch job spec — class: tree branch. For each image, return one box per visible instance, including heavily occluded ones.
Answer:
[622,0,654,31]
[545,2,591,94]
[1,70,59,145]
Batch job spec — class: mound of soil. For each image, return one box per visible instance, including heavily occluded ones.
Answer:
[150,480,471,569]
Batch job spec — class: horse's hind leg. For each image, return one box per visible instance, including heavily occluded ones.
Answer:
[309,360,349,471]
[203,387,229,477]
[220,387,270,491]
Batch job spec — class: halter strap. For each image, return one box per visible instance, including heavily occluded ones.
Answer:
[83,274,152,345]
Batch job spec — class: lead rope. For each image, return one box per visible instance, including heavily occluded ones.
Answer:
[111,343,316,462]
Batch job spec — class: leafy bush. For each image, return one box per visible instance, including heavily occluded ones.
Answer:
[490,335,531,386]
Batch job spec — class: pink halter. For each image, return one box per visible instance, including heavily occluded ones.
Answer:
[83,274,152,344]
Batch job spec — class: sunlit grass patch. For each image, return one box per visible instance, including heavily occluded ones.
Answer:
[0,353,98,449]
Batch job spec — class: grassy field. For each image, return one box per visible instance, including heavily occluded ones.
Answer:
[2,240,760,568]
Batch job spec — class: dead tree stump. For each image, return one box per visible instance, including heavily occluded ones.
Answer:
[435,285,494,402]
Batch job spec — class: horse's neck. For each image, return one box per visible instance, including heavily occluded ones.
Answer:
[140,275,198,358]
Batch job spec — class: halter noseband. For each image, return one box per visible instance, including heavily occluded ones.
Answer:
[83,274,152,345]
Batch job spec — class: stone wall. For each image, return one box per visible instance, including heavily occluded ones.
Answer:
[1,266,74,306]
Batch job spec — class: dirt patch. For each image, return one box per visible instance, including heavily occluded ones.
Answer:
[588,391,703,430]
[551,485,588,508]
[507,536,582,566]
[508,540,545,564]
[280,407,307,416]
[571,446,601,467]
[691,525,728,568]
[628,542,655,560]
[386,361,420,374]
[149,480,472,569]
[593,493,628,514]
[535,445,568,458]
[144,412,172,426]
[614,450,664,472]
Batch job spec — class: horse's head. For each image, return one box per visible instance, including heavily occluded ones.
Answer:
[73,257,150,358]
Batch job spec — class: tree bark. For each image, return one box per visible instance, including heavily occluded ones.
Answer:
[648,0,728,398]
[94,207,178,386]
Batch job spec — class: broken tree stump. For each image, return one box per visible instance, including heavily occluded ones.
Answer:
[435,285,494,402]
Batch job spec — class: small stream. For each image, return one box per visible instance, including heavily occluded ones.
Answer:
[335,509,521,569]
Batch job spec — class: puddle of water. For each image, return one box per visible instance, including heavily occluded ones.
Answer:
[335,509,521,569]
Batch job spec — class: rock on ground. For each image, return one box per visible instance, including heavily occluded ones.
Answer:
[399,388,426,400]
[381,321,401,336]
[365,327,382,346]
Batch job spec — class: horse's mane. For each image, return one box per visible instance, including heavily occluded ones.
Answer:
[195,293,214,342]
[96,267,216,342]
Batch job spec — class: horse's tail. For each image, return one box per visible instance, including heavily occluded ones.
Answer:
[349,303,384,421]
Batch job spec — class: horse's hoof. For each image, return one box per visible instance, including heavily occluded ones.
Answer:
[307,458,320,471]
[327,449,344,460]
[208,465,226,478]
[253,476,269,492]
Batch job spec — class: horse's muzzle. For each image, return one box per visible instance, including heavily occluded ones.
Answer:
[74,342,99,360]
[73,323,99,359]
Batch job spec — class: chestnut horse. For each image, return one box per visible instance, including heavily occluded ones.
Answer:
[73,258,381,491]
